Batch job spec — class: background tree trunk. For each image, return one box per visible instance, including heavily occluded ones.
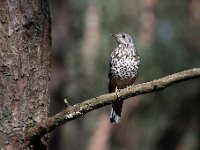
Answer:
[0,0,51,149]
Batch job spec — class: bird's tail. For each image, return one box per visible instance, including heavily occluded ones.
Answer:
[110,101,123,123]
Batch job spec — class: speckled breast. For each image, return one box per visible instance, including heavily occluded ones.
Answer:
[110,47,140,80]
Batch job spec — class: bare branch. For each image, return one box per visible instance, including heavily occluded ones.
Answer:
[26,68,200,140]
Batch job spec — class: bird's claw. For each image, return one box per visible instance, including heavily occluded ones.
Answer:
[115,86,120,99]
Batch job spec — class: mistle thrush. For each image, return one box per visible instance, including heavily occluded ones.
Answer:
[109,33,140,123]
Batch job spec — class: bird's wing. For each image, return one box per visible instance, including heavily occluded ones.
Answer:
[108,59,115,93]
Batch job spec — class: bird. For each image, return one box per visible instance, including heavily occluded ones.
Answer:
[109,32,140,123]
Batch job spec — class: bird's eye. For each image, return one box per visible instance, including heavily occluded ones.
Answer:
[122,35,125,38]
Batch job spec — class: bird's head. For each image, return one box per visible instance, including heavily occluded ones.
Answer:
[111,32,135,47]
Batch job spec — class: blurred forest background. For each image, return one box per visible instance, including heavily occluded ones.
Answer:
[49,0,200,150]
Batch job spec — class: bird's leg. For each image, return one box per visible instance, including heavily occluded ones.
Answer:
[115,86,120,93]
[115,86,120,98]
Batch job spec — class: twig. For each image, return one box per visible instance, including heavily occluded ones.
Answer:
[26,68,200,140]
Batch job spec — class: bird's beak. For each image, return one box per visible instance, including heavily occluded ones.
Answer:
[110,34,117,38]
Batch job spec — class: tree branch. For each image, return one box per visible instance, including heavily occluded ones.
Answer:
[26,68,200,140]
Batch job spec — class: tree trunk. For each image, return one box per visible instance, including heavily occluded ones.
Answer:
[0,0,51,149]
[139,0,158,46]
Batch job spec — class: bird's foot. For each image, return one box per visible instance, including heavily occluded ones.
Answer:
[115,86,120,93]
[115,86,120,98]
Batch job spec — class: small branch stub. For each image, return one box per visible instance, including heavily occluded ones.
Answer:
[64,98,70,107]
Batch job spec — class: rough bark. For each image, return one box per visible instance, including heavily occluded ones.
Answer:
[0,0,51,149]
[26,68,200,141]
